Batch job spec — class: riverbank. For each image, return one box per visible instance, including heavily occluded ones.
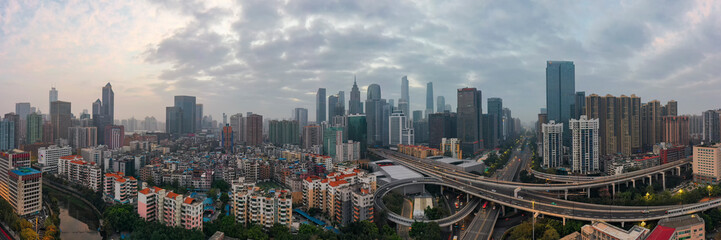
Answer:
[44,185,102,240]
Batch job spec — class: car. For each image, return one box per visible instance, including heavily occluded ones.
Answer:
[642,210,650,214]
[491,189,496,193]
[551,202,556,205]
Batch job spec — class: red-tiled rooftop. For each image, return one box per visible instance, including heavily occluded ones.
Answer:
[329,180,348,187]
[166,192,180,199]
[60,155,82,160]
[139,188,151,195]
[184,197,195,204]
[645,225,675,240]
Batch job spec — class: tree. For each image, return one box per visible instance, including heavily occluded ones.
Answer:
[269,223,291,239]
[246,225,268,240]
[103,204,138,233]
[211,180,231,192]
[220,192,230,205]
[424,206,441,220]
[409,222,441,240]
[541,228,560,240]
[208,188,218,200]
[20,228,39,240]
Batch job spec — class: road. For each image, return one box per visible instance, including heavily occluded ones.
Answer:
[0,222,13,240]
[463,139,529,240]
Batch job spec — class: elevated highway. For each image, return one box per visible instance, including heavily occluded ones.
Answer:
[530,159,690,183]
[372,148,718,225]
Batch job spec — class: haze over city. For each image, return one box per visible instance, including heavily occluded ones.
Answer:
[2,0,720,122]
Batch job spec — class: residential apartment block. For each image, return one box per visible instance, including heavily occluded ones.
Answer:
[104,172,138,203]
[57,155,102,192]
[230,179,293,228]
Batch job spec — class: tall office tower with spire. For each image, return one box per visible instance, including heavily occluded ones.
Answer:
[49,86,58,113]
[437,96,445,113]
[398,76,410,117]
[365,84,389,146]
[546,61,575,145]
[349,77,363,115]
[425,82,434,117]
[316,88,326,123]
[457,88,483,155]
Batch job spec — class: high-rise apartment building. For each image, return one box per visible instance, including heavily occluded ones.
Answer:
[293,108,308,134]
[642,100,663,151]
[703,110,720,143]
[222,125,233,152]
[542,121,563,169]
[269,120,299,145]
[662,116,689,146]
[586,94,642,156]
[245,114,263,146]
[302,125,323,150]
[457,88,483,155]
[68,127,98,150]
[38,145,72,173]
[573,91,586,120]
[316,88,327,123]
[349,78,363,115]
[693,144,721,184]
[323,127,344,158]
[425,82,434,117]
[546,60,575,144]
[1,151,42,216]
[302,168,376,226]
[570,116,599,174]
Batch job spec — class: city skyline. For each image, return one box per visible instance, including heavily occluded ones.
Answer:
[2,1,720,123]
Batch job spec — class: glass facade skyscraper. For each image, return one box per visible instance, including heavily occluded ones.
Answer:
[546,61,575,144]
[316,88,326,123]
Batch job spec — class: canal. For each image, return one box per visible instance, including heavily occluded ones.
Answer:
[46,187,102,240]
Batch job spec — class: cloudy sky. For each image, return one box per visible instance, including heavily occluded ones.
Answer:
[1,0,720,124]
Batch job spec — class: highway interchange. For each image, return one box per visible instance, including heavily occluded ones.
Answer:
[372,138,718,240]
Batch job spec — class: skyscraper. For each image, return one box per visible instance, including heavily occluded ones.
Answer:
[0,119,14,151]
[349,77,363,115]
[49,86,58,113]
[428,112,457,149]
[542,121,563,169]
[425,82,434,117]
[230,113,243,144]
[573,91,586,120]
[50,101,71,140]
[222,125,233,152]
[456,88,483,155]
[293,108,309,134]
[26,113,43,144]
[546,61,575,143]
[316,88,326,123]
[412,110,423,122]
[269,120,299,145]
[662,116,689,146]
[703,110,720,143]
[174,96,197,134]
[302,125,322,150]
[3,114,20,149]
[437,96,445,113]
[195,104,203,132]
[328,94,340,118]
[102,83,114,123]
[642,100,662,150]
[15,103,31,120]
[347,115,367,155]
[389,111,412,146]
[365,84,388,147]
[398,76,410,117]
[487,98,503,146]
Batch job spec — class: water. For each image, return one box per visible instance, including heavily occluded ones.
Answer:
[57,195,102,240]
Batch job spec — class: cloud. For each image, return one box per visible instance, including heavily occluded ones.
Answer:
[1,0,721,123]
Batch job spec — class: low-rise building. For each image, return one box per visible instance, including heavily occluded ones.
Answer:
[104,172,138,203]
[137,184,203,230]
[580,221,649,240]
[231,179,293,228]
[57,155,103,192]
[397,144,442,158]
[38,145,72,173]
[646,214,705,240]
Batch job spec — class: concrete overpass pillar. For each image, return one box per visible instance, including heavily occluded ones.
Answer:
[612,183,616,197]
[587,188,591,198]
[676,166,681,176]
[501,205,505,216]
[632,179,636,188]
[648,175,653,186]
[662,172,666,190]
[440,186,443,195]
[564,189,568,200]
[563,217,566,226]
[622,222,625,228]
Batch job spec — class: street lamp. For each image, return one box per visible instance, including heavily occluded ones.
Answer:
[708,185,712,197]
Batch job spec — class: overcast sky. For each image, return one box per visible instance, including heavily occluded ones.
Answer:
[1,0,720,124]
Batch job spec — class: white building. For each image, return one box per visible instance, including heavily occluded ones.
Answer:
[38,145,72,173]
[57,155,102,192]
[231,179,293,228]
[1,150,42,216]
[570,116,600,174]
[542,121,563,169]
[336,140,361,163]
[389,112,413,146]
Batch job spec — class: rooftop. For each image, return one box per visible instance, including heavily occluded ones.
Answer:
[11,167,41,176]
[658,214,704,229]
[591,222,648,240]
[645,225,676,240]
